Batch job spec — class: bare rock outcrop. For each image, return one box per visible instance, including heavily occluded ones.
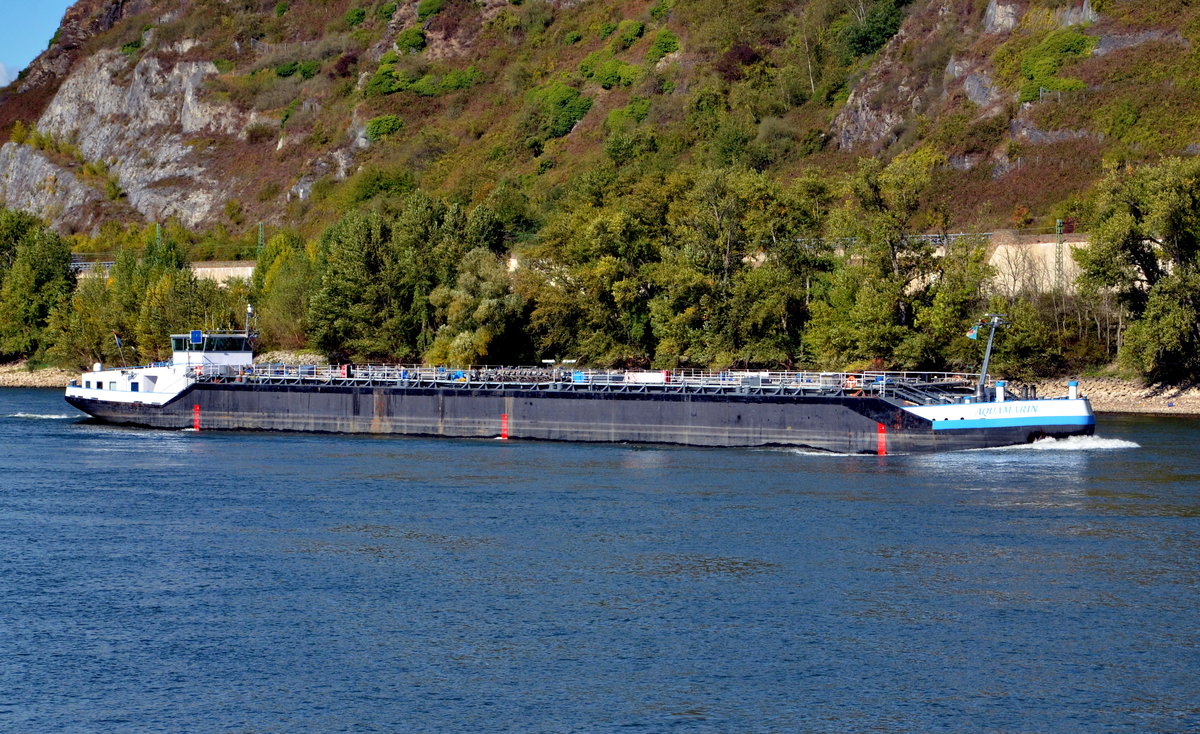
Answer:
[982,0,1019,34]
[834,0,953,151]
[16,0,152,94]
[1,40,255,230]
[0,143,106,231]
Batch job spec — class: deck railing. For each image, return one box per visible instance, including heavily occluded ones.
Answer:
[189,363,985,404]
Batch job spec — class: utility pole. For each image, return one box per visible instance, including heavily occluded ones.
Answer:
[1055,218,1064,293]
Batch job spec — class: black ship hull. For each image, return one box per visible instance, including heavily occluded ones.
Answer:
[66,381,1094,454]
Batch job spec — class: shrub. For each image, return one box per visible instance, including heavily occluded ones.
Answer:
[366,114,404,141]
[280,97,300,127]
[440,66,483,91]
[298,60,321,79]
[345,7,367,27]
[593,58,642,89]
[563,30,582,45]
[364,51,420,95]
[613,20,644,50]
[246,123,276,143]
[626,96,651,122]
[351,167,416,202]
[525,81,593,139]
[410,74,442,96]
[377,2,398,20]
[105,178,125,201]
[417,0,445,22]
[1017,29,1096,103]
[275,2,289,16]
[645,29,679,63]
[257,182,282,202]
[605,103,643,133]
[213,58,234,73]
[579,49,607,77]
[840,0,904,61]
[396,27,426,53]
[225,199,245,225]
[333,52,359,77]
[598,21,617,39]
[715,43,760,81]
[9,120,28,144]
[276,61,299,77]
[120,38,142,56]
[649,0,671,22]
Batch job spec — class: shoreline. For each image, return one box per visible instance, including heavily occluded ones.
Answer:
[3,361,1197,417]
[0,361,76,389]
[1032,377,1200,417]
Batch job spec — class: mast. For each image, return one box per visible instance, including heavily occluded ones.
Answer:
[976,314,1005,399]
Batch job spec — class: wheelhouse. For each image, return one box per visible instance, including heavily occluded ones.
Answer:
[171,330,254,367]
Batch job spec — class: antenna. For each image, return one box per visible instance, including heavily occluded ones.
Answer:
[245,303,254,335]
[113,332,129,368]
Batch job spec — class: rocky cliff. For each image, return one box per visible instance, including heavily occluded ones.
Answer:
[0,0,1197,236]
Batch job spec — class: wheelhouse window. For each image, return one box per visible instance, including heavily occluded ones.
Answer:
[172,334,250,352]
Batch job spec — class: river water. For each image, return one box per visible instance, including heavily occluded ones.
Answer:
[1,387,1197,732]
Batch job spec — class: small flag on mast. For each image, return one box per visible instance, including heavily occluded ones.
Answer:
[965,324,979,340]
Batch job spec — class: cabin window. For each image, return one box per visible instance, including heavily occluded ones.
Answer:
[171,334,249,352]
[108,382,116,390]
[85,381,91,389]
[207,336,247,351]
[130,382,139,392]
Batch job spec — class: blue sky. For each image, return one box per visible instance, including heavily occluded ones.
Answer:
[0,2,76,85]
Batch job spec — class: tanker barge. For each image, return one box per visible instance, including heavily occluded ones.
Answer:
[64,329,1094,454]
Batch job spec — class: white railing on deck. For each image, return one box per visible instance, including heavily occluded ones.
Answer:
[195,362,981,392]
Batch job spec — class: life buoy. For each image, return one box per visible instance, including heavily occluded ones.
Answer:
[339,364,348,379]
[194,366,203,377]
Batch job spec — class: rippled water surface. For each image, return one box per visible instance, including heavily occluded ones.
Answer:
[2,388,1198,732]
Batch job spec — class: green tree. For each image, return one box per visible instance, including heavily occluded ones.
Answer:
[308,209,395,360]
[0,221,74,359]
[45,240,246,368]
[45,275,120,369]
[426,248,527,365]
[1077,158,1200,382]
[0,208,44,278]
[308,197,503,361]
[650,166,830,367]
[254,231,315,350]
[899,235,994,370]
[805,148,944,369]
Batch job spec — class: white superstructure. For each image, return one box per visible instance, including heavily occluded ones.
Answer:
[64,331,254,406]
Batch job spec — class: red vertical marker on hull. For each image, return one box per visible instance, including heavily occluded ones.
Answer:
[193,404,201,431]
[876,422,887,456]
[500,413,508,440]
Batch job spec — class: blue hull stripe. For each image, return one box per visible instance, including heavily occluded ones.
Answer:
[931,415,1095,431]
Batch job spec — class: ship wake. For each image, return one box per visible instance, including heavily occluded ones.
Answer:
[7,412,76,420]
[979,435,1139,452]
